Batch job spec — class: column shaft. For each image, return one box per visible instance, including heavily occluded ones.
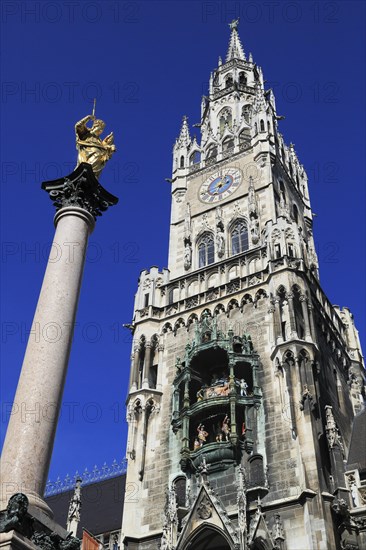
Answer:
[142,343,152,388]
[301,297,311,339]
[0,207,93,514]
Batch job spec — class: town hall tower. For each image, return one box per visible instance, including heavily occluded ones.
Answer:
[121,21,365,550]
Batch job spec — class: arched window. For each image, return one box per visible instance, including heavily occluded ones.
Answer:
[242,104,252,124]
[180,156,185,168]
[198,233,215,267]
[225,74,233,88]
[260,119,265,132]
[293,204,299,224]
[222,137,234,152]
[239,72,247,87]
[206,145,217,160]
[190,150,201,165]
[219,108,232,134]
[231,221,249,255]
[173,476,186,507]
[239,128,251,147]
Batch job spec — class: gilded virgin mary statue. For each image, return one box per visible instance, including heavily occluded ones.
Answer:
[75,113,116,179]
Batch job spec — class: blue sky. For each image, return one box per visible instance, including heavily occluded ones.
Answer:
[1,1,365,484]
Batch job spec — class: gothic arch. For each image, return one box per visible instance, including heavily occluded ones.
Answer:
[197,231,215,268]
[214,303,226,315]
[241,293,253,308]
[271,228,281,242]
[172,475,186,507]
[276,285,287,298]
[229,217,249,256]
[200,308,212,321]
[207,270,219,288]
[161,322,173,334]
[181,524,233,550]
[227,298,239,312]
[282,349,295,365]
[187,313,198,329]
[251,537,272,550]
[255,288,268,302]
[205,142,218,161]
[174,318,186,335]
[242,103,252,123]
[189,149,201,165]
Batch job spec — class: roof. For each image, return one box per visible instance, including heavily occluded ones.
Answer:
[45,474,126,538]
[347,407,366,471]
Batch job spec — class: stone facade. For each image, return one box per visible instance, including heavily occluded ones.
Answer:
[121,23,365,550]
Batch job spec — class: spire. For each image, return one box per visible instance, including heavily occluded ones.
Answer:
[176,115,191,147]
[226,18,245,62]
[66,477,82,535]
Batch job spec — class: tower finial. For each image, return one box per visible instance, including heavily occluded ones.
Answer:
[176,115,191,147]
[226,18,245,61]
[229,17,240,31]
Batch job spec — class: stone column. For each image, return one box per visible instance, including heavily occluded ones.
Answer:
[287,292,297,338]
[300,295,311,340]
[268,305,276,345]
[308,303,316,338]
[156,344,164,391]
[130,347,140,391]
[142,342,152,388]
[0,163,118,515]
[273,298,283,344]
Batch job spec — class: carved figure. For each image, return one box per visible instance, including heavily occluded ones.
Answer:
[197,424,209,446]
[75,114,116,178]
[193,438,201,451]
[212,383,229,397]
[216,227,225,258]
[0,493,32,536]
[238,378,248,396]
[196,388,204,402]
[221,415,231,441]
[184,241,192,270]
[59,534,82,550]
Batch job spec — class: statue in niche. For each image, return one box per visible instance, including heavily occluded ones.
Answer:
[75,107,116,179]
[250,217,260,244]
[197,424,209,446]
[184,239,192,270]
[216,224,225,258]
[221,415,231,441]
[237,378,248,396]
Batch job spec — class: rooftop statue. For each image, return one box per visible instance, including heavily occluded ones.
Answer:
[75,102,116,179]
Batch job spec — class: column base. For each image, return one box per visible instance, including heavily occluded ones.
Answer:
[0,494,78,550]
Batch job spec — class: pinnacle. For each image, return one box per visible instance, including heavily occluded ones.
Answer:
[226,18,246,62]
[177,115,191,147]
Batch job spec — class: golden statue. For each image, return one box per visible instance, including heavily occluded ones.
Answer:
[75,104,116,179]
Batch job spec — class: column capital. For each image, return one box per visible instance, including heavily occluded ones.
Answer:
[42,163,118,222]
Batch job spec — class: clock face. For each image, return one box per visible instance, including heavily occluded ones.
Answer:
[199,168,242,203]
